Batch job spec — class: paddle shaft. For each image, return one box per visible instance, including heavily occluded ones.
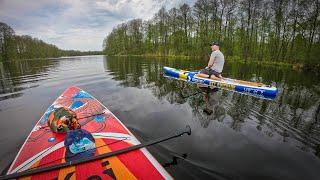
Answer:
[0,125,191,180]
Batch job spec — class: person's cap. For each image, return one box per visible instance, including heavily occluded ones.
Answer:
[210,41,220,46]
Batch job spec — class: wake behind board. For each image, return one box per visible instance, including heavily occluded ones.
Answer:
[6,86,171,179]
[163,66,278,100]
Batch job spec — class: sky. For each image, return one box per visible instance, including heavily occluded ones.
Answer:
[0,0,195,51]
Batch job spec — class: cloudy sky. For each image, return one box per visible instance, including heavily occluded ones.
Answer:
[0,0,195,51]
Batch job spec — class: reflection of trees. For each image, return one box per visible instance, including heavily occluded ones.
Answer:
[274,83,320,152]
[228,94,251,131]
[104,56,320,154]
[0,59,59,101]
[190,89,227,128]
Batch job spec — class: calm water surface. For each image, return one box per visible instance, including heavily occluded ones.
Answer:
[0,55,319,179]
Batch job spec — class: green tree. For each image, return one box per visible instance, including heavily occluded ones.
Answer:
[103,0,320,70]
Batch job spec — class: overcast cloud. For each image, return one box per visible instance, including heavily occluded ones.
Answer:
[0,0,195,51]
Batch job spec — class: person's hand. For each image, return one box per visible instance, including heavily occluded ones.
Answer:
[205,66,210,69]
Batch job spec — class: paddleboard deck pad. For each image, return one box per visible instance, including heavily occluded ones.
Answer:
[163,66,278,100]
[6,86,171,179]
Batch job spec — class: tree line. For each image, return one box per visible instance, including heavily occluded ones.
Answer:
[0,22,102,61]
[103,0,319,68]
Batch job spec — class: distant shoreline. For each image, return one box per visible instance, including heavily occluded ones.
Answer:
[0,54,104,62]
[2,54,318,73]
[105,54,319,72]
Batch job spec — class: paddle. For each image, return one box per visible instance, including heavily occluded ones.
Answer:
[0,125,191,180]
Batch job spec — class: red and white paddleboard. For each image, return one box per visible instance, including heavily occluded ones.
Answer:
[6,86,172,179]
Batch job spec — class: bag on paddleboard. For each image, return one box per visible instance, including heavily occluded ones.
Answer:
[47,107,81,133]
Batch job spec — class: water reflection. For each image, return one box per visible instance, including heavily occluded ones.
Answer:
[0,56,319,179]
[0,59,59,101]
[104,56,320,157]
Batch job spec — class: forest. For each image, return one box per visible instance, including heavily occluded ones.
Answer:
[0,22,102,61]
[103,0,319,70]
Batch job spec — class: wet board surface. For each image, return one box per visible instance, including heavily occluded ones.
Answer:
[7,86,171,179]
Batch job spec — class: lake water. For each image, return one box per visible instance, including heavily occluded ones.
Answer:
[0,55,319,179]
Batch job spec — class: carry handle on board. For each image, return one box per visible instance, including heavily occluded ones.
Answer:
[0,125,191,180]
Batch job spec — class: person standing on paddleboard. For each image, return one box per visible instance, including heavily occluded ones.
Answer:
[198,41,225,80]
